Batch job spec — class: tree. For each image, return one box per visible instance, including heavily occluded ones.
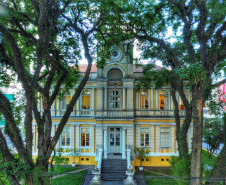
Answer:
[106,1,225,184]
[0,0,109,184]
[136,64,192,161]
[203,118,224,157]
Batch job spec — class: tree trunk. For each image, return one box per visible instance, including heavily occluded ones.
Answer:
[190,85,204,185]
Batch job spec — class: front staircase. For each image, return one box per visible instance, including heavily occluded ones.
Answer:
[101,159,127,181]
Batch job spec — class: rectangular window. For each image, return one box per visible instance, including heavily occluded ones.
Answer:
[160,127,170,148]
[140,128,150,147]
[81,128,90,146]
[61,127,70,147]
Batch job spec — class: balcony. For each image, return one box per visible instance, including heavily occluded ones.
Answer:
[95,110,134,118]
[41,109,186,117]
[136,110,186,117]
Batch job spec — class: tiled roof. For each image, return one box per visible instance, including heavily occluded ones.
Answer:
[79,64,97,72]
[79,64,162,73]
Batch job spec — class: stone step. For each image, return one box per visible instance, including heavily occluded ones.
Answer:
[101,159,127,181]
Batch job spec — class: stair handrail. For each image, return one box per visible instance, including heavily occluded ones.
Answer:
[96,148,103,170]
[126,149,133,169]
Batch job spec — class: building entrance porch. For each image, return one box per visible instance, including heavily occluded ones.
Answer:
[103,126,126,159]
[109,127,121,153]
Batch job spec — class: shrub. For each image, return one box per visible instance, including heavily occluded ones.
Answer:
[170,156,191,185]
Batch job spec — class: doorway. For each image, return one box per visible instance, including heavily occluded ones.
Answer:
[109,127,121,153]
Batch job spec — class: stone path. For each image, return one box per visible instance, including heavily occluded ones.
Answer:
[82,166,94,185]
[51,167,88,179]
[134,167,147,185]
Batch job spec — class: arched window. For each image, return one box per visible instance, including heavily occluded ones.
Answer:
[160,91,169,110]
[82,90,91,109]
[107,68,123,81]
[109,90,121,109]
[140,91,149,110]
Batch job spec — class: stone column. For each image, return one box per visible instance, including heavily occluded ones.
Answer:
[92,88,95,110]
[92,88,95,115]
[77,97,80,116]
[170,95,174,110]
[104,87,107,110]
[122,128,126,159]
[148,90,150,110]
[156,126,160,152]
[151,125,155,153]
[151,89,153,109]
[123,88,126,110]
[76,124,80,149]
[96,85,103,117]
[136,92,138,110]
[104,128,107,159]
[171,125,174,153]
[156,90,159,110]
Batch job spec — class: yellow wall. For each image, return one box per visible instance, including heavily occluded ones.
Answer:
[133,156,171,167]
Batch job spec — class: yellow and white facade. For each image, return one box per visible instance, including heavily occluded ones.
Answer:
[33,44,192,167]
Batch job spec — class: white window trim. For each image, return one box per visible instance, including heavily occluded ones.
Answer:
[159,127,171,149]
[60,126,72,149]
[81,89,91,110]
[140,91,149,110]
[159,90,170,110]
[108,89,122,110]
[140,127,150,147]
[80,127,91,147]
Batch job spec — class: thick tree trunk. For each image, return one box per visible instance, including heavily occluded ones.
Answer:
[171,83,190,159]
[190,86,204,185]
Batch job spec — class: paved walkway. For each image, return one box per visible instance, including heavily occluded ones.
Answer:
[134,167,147,185]
[51,167,88,179]
[82,166,94,185]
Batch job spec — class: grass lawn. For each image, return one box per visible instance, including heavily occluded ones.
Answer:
[48,166,80,176]
[144,170,179,185]
[144,150,219,185]
[50,170,86,185]
[202,149,217,168]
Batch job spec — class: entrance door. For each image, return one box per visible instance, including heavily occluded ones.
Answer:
[109,127,121,153]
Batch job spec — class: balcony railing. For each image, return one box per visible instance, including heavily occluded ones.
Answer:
[95,110,134,117]
[38,109,186,117]
[136,110,186,117]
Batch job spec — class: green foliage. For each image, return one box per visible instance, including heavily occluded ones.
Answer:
[203,118,224,156]
[136,65,173,92]
[170,156,191,185]
[52,148,69,166]
[175,64,208,87]
[33,166,50,185]
[135,147,150,167]
[0,153,29,183]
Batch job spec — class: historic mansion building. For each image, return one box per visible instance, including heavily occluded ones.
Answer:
[33,45,193,168]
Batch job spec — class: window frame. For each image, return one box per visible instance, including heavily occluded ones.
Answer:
[140,91,149,110]
[140,127,150,147]
[60,126,71,149]
[80,127,91,147]
[159,90,169,110]
[160,127,171,148]
[81,90,91,110]
[109,89,121,110]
